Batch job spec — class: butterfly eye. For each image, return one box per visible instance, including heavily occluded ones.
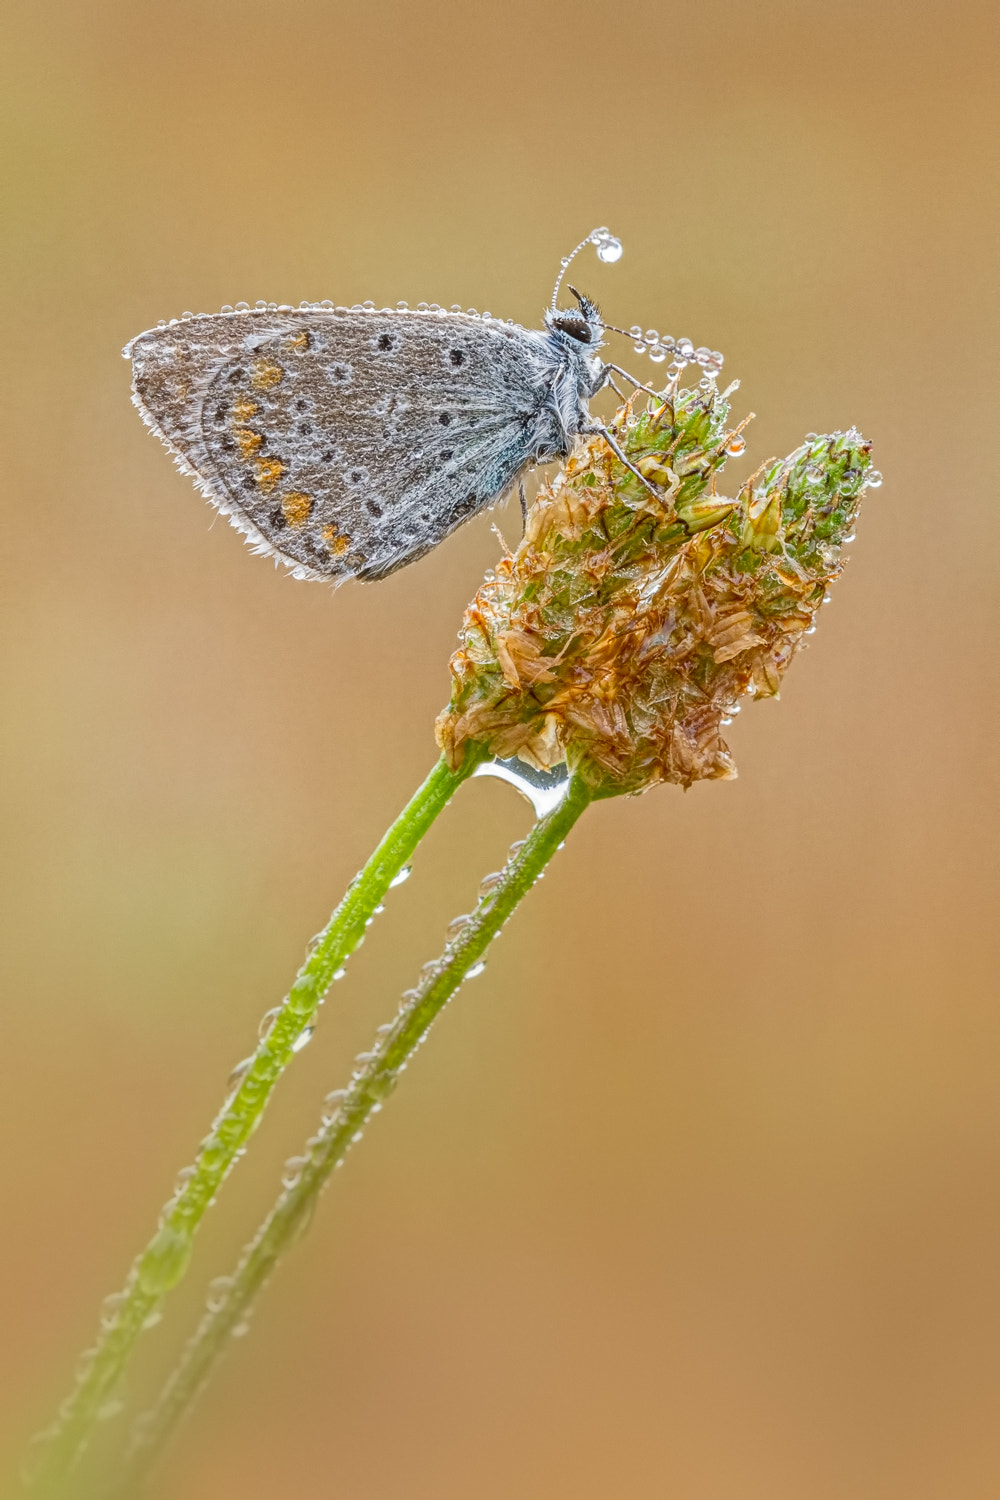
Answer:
[552,315,592,343]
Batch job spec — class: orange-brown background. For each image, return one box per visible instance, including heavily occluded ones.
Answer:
[2,0,998,1495]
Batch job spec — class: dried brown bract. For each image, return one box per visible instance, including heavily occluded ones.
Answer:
[437,382,878,797]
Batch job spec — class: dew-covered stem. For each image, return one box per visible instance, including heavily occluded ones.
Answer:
[116,772,594,1493]
[27,751,483,1499]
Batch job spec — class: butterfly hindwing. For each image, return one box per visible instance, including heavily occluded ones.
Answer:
[127,307,557,581]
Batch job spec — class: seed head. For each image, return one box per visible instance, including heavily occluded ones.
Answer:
[437,383,877,797]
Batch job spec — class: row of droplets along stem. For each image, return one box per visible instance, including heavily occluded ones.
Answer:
[117,774,596,1492]
[23,754,481,1498]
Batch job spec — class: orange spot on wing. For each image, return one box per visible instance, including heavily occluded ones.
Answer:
[231,398,258,423]
[251,359,284,391]
[283,332,311,351]
[281,492,313,527]
[322,523,350,556]
[235,428,263,457]
[254,456,285,491]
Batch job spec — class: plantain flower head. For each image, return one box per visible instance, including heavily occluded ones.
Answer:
[437,377,878,798]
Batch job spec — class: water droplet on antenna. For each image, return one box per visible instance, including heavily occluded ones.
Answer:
[389,866,412,888]
[594,234,623,263]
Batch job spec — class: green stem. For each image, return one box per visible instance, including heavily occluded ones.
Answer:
[117,772,594,1493]
[27,751,483,1499]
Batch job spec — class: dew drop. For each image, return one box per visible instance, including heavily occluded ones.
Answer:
[235,301,250,312]
[644,329,659,345]
[478,871,503,898]
[282,1157,309,1189]
[389,865,412,888]
[633,344,647,356]
[231,1320,251,1338]
[465,960,487,979]
[649,347,667,364]
[290,1026,314,1054]
[100,1291,127,1329]
[865,470,883,488]
[594,234,623,263]
[446,914,473,940]
[226,1057,253,1092]
[173,1165,196,1196]
[332,966,347,980]
[823,592,833,604]
[374,903,386,915]
[396,300,408,310]
[258,1007,281,1042]
[725,435,747,457]
[474,756,570,818]
[205,1272,232,1308]
[805,625,817,635]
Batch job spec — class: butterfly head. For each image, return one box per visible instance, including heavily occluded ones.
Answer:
[545,286,604,350]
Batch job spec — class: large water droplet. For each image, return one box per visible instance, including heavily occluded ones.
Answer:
[725,435,747,457]
[465,960,487,979]
[389,865,412,888]
[474,756,570,818]
[594,234,623,263]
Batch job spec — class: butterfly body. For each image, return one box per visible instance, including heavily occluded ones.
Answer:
[125,299,610,582]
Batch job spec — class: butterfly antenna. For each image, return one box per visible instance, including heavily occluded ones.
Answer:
[551,227,623,310]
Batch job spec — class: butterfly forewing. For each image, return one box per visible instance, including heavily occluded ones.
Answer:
[127,307,553,580]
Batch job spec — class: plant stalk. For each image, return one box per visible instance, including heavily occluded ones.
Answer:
[27,750,483,1498]
[117,771,595,1493]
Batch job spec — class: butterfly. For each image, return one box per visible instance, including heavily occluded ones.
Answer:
[123,229,722,582]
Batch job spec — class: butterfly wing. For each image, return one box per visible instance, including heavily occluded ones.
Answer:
[125,306,559,582]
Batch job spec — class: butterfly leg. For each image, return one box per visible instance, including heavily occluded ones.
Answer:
[518,479,528,531]
[604,362,672,404]
[581,421,663,502]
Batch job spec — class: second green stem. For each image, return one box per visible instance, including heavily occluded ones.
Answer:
[120,771,595,1489]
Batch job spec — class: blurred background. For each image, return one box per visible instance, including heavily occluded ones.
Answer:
[2,0,998,1495]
